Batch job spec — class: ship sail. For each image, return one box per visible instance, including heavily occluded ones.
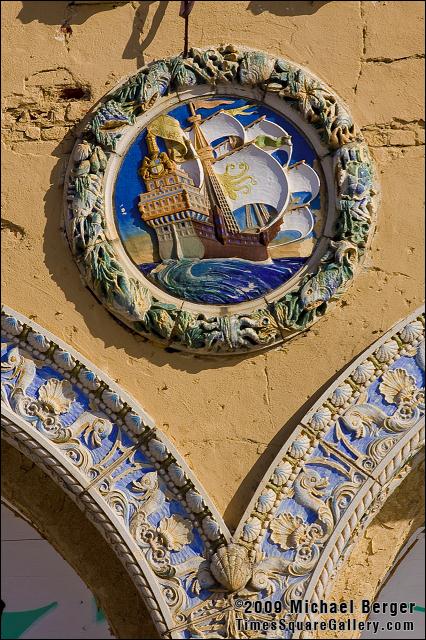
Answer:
[287,162,320,208]
[212,143,289,215]
[188,110,246,148]
[244,116,292,162]
[182,102,318,237]
[274,206,315,246]
[182,110,300,212]
[137,99,322,263]
[197,111,293,161]
[180,142,204,187]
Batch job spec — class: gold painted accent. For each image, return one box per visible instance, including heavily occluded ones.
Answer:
[216,162,257,200]
[225,103,256,117]
[148,114,191,163]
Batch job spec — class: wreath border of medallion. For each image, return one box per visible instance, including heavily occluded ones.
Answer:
[64,45,379,354]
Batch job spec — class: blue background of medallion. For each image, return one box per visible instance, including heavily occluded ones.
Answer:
[113,97,322,305]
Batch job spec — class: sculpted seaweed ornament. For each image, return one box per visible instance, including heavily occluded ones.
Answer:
[64,46,378,353]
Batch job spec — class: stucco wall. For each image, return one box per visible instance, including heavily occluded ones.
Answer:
[1,0,425,531]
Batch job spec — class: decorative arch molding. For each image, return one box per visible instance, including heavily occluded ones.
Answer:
[1,305,424,639]
[309,456,425,639]
[1,439,159,640]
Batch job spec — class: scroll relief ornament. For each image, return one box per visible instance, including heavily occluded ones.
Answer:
[64,46,379,354]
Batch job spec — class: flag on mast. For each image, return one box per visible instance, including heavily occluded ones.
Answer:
[179,1,196,18]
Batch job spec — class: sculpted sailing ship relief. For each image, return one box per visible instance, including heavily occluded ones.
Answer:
[137,100,321,263]
[113,96,324,304]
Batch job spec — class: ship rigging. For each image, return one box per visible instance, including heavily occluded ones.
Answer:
[137,100,320,262]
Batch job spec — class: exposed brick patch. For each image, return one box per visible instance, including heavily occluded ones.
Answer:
[2,68,92,146]
[361,119,425,148]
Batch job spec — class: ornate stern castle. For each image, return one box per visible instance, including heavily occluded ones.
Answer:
[138,131,212,261]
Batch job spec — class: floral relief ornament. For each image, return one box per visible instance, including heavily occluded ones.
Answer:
[64,45,379,354]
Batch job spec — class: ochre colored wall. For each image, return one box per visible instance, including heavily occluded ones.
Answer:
[1,1,425,532]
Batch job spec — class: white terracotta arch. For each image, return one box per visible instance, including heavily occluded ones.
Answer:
[1,305,424,638]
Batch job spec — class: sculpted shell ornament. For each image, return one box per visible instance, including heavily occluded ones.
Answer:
[352,360,375,384]
[63,45,378,354]
[202,516,221,541]
[78,367,100,391]
[186,489,205,513]
[290,434,311,459]
[379,368,416,404]
[167,463,187,487]
[27,331,50,353]
[53,349,76,371]
[157,515,193,551]
[310,406,332,430]
[271,460,293,486]
[38,379,75,415]
[242,516,262,542]
[400,321,424,344]
[256,488,276,514]
[210,544,253,592]
[270,513,311,550]
[375,340,399,363]
[331,383,352,407]
[1,314,23,336]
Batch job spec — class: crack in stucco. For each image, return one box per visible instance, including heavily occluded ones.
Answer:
[362,118,425,128]
[1,218,26,238]
[354,1,366,94]
[354,3,424,96]
[361,117,425,148]
[365,54,425,64]
[262,352,275,433]
[370,266,411,278]
[180,437,269,446]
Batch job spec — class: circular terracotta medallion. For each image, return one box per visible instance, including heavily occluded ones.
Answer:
[64,47,378,354]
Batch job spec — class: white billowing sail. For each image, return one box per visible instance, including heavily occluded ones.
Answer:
[181,157,204,188]
[212,144,289,214]
[287,162,320,208]
[274,206,314,245]
[245,117,292,162]
[190,111,246,147]
[180,138,204,188]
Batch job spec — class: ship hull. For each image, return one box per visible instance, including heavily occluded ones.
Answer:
[156,210,282,262]
[158,233,270,261]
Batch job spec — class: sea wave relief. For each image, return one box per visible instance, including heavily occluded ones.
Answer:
[139,257,307,305]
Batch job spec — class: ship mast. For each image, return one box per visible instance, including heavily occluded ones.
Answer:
[187,102,240,234]
[244,203,270,229]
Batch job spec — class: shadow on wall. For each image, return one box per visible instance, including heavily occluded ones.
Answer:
[16,1,330,69]
[17,1,171,68]
[17,0,128,25]
[122,1,171,68]
[246,1,330,17]
[17,1,129,25]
